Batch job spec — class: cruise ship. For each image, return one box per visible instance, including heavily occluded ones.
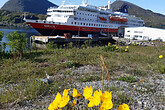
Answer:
[25,0,144,37]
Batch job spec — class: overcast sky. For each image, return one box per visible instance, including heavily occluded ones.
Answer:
[0,0,165,15]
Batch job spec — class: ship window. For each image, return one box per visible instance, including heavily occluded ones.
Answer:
[44,21,46,23]
[91,24,93,26]
[71,22,73,24]
[89,24,90,26]
[75,22,76,24]
[86,23,88,25]
[81,23,82,25]
[84,23,85,25]
[36,21,38,23]
[94,24,95,26]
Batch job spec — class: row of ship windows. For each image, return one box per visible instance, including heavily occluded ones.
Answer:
[71,22,115,28]
[75,12,97,17]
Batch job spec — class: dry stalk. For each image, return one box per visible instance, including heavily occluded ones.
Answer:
[128,78,148,106]
[100,55,110,92]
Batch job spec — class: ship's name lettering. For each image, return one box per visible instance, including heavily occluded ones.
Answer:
[44,25,55,28]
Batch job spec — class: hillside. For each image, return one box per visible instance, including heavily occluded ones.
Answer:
[0,10,46,27]
[1,0,58,14]
[111,0,165,29]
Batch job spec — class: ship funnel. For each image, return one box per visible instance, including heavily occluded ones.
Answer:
[82,0,88,5]
[108,0,111,9]
[62,0,66,5]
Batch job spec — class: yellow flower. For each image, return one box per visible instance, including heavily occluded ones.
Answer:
[159,55,163,59]
[125,49,128,52]
[76,92,81,99]
[63,89,70,97]
[48,92,61,110]
[58,95,70,108]
[126,46,129,49]
[48,102,58,110]
[101,91,112,102]
[100,100,113,110]
[120,46,123,49]
[48,90,70,110]
[117,104,130,110]
[72,99,77,106]
[72,88,78,97]
[116,46,119,49]
[108,42,111,46]
[88,96,95,107]
[83,86,93,99]
[88,89,102,107]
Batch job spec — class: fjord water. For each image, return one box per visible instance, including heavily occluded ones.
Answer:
[0,28,39,51]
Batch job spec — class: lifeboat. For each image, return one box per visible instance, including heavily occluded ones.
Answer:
[119,17,128,22]
[99,17,107,21]
[109,16,120,21]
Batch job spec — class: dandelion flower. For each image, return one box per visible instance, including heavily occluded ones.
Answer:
[117,104,130,110]
[125,49,128,52]
[126,46,129,49]
[159,55,163,59]
[83,86,93,99]
[72,88,78,97]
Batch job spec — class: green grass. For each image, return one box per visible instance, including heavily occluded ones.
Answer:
[118,76,137,83]
[0,44,165,107]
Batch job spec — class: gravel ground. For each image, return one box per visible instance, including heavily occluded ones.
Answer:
[1,65,165,110]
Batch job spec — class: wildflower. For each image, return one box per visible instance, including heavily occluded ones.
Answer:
[48,102,58,110]
[72,99,77,106]
[63,89,70,97]
[100,100,113,110]
[126,46,129,49]
[76,92,81,99]
[48,92,61,110]
[83,86,93,99]
[88,89,102,107]
[58,95,70,108]
[72,88,77,97]
[116,46,119,49]
[125,49,128,52]
[108,42,111,46]
[120,46,123,48]
[159,55,163,59]
[101,91,112,102]
[48,90,70,110]
[117,104,130,110]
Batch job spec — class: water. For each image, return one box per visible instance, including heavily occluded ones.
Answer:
[0,28,40,51]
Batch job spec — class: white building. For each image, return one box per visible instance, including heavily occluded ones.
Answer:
[124,27,165,41]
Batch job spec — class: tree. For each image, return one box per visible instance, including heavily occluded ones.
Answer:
[0,31,4,54]
[7,31,28,59]
[0,31,3,42]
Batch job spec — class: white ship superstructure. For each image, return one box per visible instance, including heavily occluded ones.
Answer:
[25,0,144,37]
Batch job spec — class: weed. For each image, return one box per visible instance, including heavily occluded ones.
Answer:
[118,75,137,83]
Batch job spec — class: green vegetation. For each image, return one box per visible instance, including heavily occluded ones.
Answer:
[0,10,46,27]
[0,36,165,108]
[118,76,137,83]
[7,31,28,59]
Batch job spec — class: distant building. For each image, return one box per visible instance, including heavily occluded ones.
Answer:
[124,27,165,41]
